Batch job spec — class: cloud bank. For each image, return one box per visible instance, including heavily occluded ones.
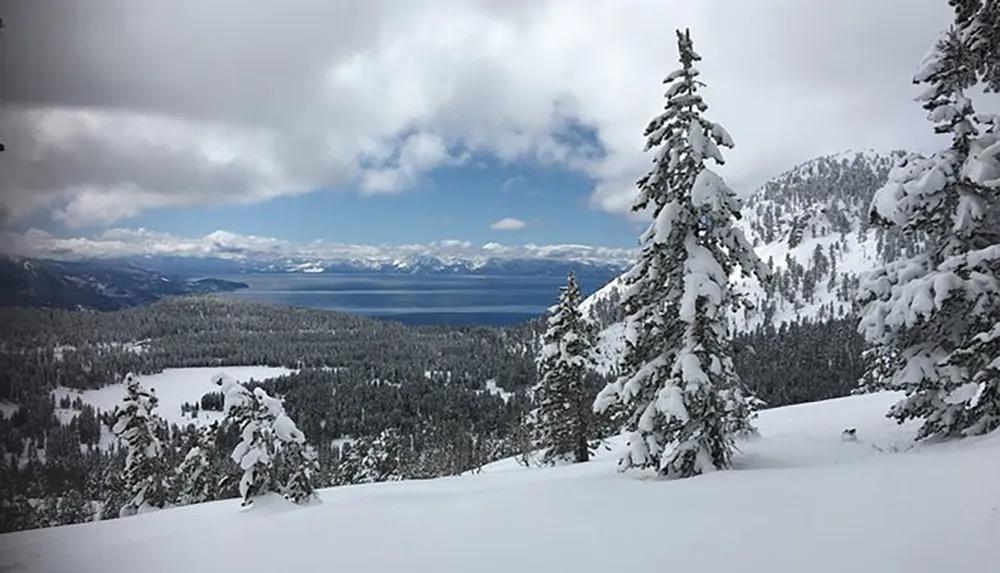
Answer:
[1,228,637,266]
[0,0,965,230]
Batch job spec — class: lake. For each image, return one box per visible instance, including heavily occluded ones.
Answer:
[214,272,619,326]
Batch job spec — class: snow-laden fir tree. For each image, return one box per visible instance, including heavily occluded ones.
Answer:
[112,372,172,517]
[281,440,321,504]
[253,387,319,504]
[594,29,770,478]
[176,421,224,506]
[213,373,319,506]
[951,0,999,91]
[334,428,406,485]
[215,373,274,506]
[859,20,1000,439]
[533,271,597,464]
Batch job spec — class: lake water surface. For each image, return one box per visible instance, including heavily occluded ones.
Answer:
[214,272,618,326]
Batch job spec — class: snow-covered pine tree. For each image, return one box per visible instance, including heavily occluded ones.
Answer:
[859,21,1000,439]
[951,0,999,91]
[55,489,94,526]
[213,374,320,505]
[215,374,276,506]
[112,372,172,517]
[281,440,320,504]
[594,29,770,478]
[533,271,596,464]
[252,387,319,504]
[176,421,223,506]
[854,346,902,395]
[334,429,406,485]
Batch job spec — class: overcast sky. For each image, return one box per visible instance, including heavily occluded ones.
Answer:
[0,0,972,247]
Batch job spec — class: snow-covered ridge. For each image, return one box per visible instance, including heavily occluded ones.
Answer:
[577,274,623,318]
[581,149,909,348]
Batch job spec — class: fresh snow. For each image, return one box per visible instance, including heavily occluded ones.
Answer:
[2,392,997,573]
[483,379,513,404]
[592,321,625,375]
[0,402,19,420]
[51,367,298,428]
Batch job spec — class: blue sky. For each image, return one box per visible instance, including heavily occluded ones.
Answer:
[110,158,640,248]
[3,0,958,253]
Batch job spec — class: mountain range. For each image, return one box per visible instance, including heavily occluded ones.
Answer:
[2,229,637,277]
[0,149,913,314]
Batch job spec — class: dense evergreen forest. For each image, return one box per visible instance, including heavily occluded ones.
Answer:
[0,294,866,532]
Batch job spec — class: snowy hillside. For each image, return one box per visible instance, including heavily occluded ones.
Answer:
[2,391,997,573]
[582,150,912,372]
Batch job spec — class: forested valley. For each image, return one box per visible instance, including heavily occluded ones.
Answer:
[0,293,867,532]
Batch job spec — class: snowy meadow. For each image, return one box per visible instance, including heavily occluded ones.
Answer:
[51,366,299,429]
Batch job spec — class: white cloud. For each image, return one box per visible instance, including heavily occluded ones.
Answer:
[1,0,976,231]
[0,227,636,265]
[490,217,527,231]
[500,175,525,191]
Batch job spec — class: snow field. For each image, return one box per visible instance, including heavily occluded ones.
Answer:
[1,391,997,573]
[51,366,298,428]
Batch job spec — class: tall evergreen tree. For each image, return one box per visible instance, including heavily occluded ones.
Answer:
[594,29,769,478]
[111,373,172,517]
[859,18,1000,439]
[533,271,596,464]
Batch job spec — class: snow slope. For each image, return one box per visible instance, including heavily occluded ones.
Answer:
[2,392,998,573]
[52,366,298,428]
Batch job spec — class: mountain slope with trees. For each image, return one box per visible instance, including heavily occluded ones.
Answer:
[582,150,924,407]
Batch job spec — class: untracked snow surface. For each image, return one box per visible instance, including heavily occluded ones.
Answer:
[51,366,298,428]
[2,393,998,573]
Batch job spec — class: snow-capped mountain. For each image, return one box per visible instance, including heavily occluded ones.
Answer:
[91,253,631,280]
[2,230,636,278]
[582,149,917,372]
